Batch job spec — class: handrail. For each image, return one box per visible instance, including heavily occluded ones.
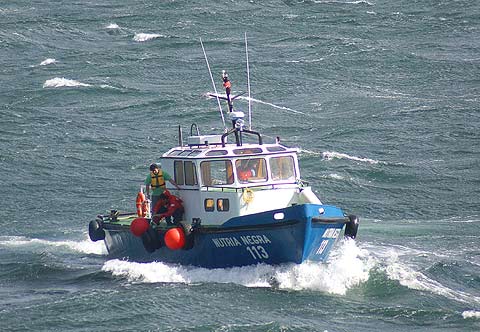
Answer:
[221,128,263,147]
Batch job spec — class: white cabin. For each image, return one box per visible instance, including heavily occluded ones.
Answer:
[160,135,321,226]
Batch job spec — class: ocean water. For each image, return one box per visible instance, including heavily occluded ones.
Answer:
[1,0,479,331]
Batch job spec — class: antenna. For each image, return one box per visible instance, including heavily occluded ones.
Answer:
[200,38,226,129]
[245,32,252,130]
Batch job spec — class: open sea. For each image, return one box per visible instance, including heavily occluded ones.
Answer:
[1,0,479,331]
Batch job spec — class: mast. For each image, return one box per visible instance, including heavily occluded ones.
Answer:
[221,70,242,145]
[202,37,262,147]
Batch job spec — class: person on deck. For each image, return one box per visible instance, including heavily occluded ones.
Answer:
[152,191,184,225]
[145,163,180,214]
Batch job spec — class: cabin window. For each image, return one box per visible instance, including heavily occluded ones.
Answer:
[174,161,197,186]
[270,156,296,181]
[174,161,184,185]
[188,150,202,156]
[206,150,228,156]
[217,199,229,212]
[266,146,286,152]
[200,160,234,186]
[168,150,183,156]
[233,148,263,155]
[184,161,197,185]
[204,198,215,212]
[235,158,267,183]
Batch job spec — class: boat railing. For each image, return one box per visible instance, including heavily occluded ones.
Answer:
[201,182,300,192]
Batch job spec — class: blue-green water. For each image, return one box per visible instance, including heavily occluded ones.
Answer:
[1,1,479,331]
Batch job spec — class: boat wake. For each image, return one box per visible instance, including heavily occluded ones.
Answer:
[101,239,371,295]
[0,235,107,255]
[363,242,480,308]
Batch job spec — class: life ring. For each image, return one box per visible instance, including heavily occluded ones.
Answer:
[242,188,254,204]
[136,192,146,217]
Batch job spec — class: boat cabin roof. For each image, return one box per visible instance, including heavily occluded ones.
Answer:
[162,140,299,160]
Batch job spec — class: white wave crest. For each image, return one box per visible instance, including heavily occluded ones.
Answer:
[101,239,371,294]
[0,235,107,255]
[463,310,480,319]
[106,23,120,29]
[327,173,344,180]
[322,151,381,164]
[299,148,323,156]
[40,58,56,66]
[133,33,163,42]
[313,0,373,5]
[381,250,480,305]
[43,77,91,88]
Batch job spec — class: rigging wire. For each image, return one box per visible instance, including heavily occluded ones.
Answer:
[200,38,226,129]
[245,32,252,130]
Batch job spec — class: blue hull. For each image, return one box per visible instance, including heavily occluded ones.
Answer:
[102,204,352,268]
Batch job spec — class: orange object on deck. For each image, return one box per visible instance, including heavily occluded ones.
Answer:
[136,192,146,217]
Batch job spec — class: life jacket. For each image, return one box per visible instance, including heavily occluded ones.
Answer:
[150,169,166,189]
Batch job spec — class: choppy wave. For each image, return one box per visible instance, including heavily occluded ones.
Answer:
[322,151,382,164]
[133,33,163,42]
[0,235,107,255]
[326,173,345,180]
[463,310,480,319]
[106,23,120,29]
[102,239,371,294]
[299,149,383,165]
[40,58,56,66]
[313,0,374,5]
[385,261,480,304]
[43,77,91,88]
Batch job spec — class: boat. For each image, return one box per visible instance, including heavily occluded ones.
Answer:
[88,38,359,269]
